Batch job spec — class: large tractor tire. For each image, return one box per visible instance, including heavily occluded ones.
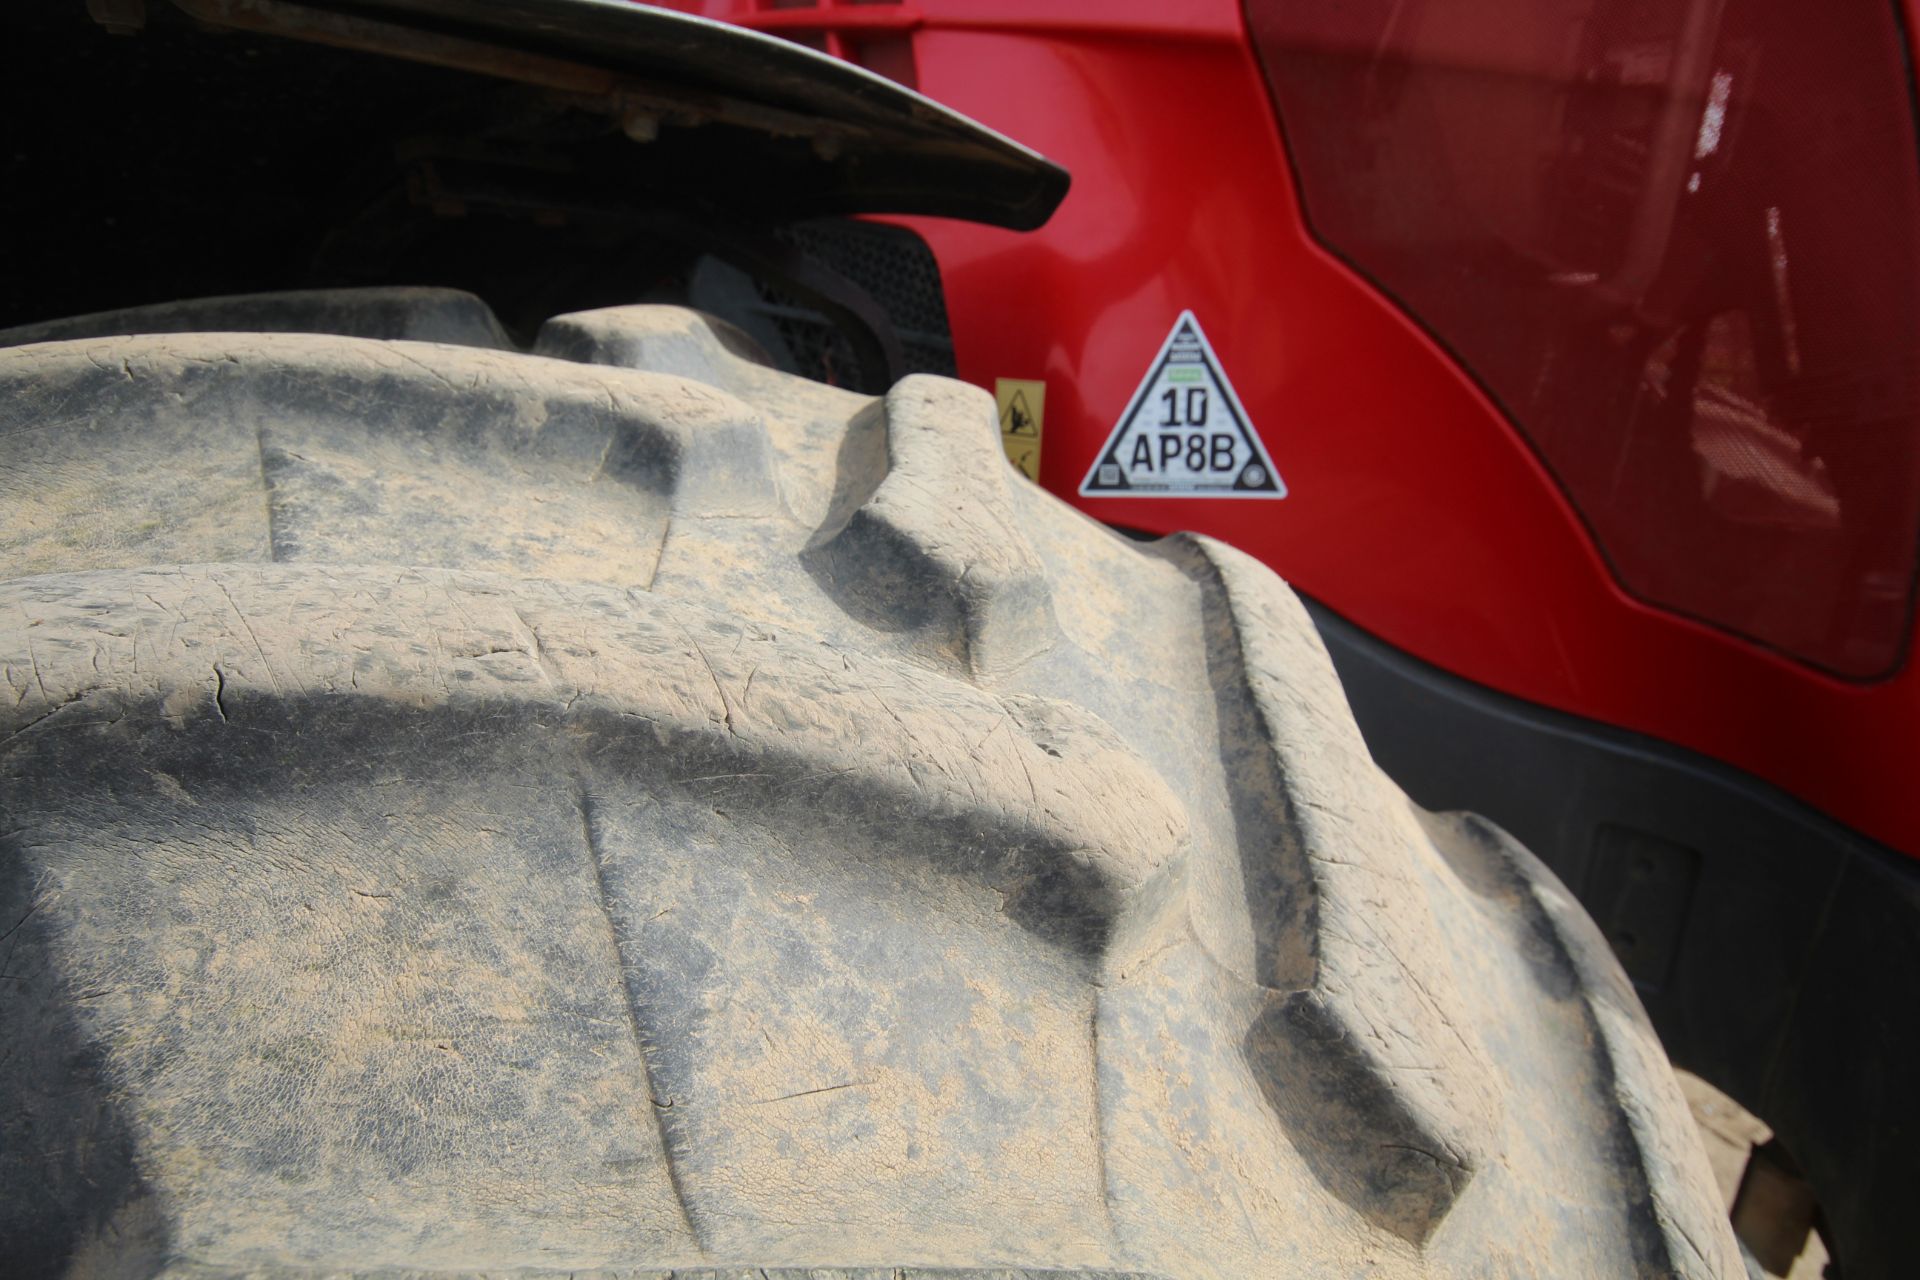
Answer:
[0,290,1742,1279]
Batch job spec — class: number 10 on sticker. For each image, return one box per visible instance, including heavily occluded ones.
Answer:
[1160,387,1208,425]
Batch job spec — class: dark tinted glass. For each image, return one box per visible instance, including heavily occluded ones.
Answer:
[1250,0,1920,676]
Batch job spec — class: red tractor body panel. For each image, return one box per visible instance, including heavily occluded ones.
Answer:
[662,0,1920,861]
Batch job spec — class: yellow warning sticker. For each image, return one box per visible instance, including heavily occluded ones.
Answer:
[995,377,1046,482]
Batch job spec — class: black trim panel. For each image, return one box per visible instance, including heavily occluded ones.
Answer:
[1304,596,1920,1280]
[191,0,1071,231]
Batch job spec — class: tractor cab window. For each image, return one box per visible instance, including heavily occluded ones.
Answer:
[1249,0,1920,678]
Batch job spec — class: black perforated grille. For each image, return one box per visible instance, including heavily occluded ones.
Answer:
[688,218,956,394]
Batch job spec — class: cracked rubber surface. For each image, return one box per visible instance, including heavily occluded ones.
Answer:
[0,294,1743,1278]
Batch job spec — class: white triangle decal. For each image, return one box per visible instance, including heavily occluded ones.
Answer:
[1079,311,1285,499]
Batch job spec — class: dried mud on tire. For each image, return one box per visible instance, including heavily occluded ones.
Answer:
[0,292,1743,1278]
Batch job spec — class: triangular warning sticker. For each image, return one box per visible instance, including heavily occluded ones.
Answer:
[1000,387,1040,437]
[1079,311,1285,499]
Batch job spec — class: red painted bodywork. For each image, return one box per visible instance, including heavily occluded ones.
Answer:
[660,0,1920,859]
